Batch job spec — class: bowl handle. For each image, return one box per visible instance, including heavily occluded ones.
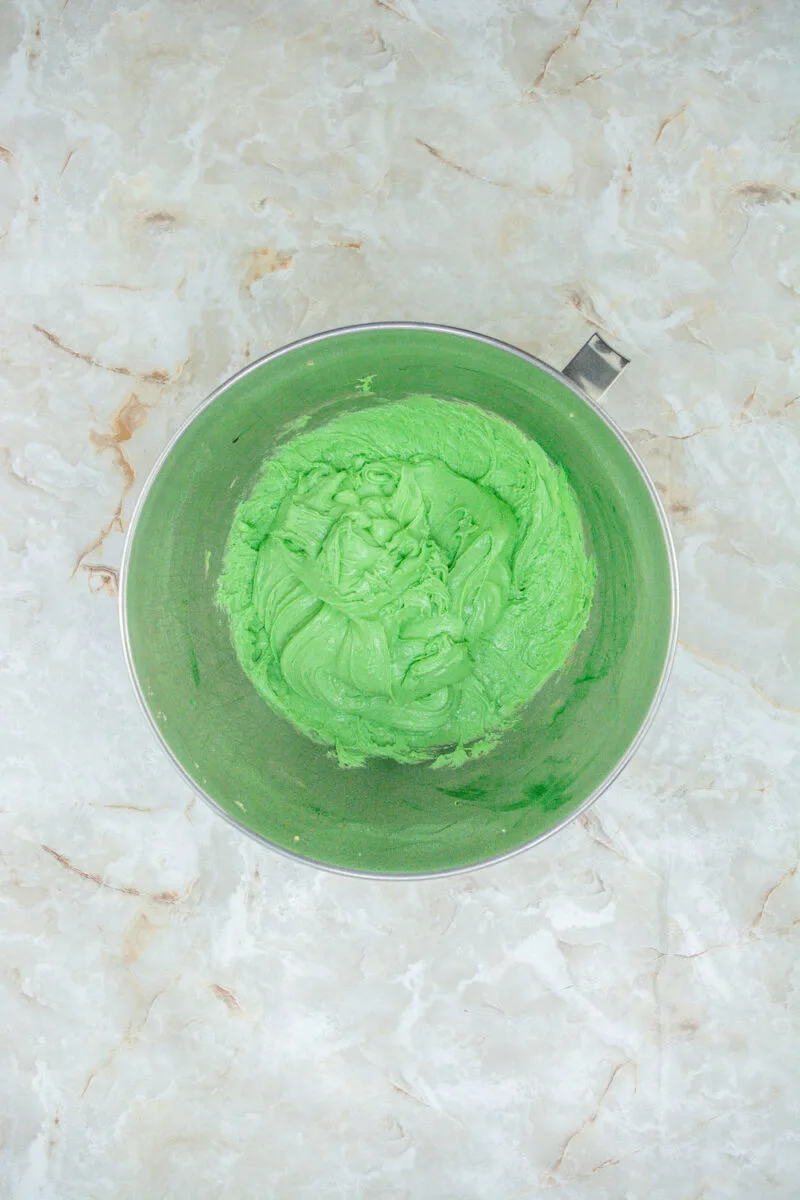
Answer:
[563,333,629,402]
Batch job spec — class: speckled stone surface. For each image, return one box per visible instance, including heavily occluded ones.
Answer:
[1,1,799,1197]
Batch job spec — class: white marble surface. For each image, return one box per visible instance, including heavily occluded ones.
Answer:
[1,0,799,1196]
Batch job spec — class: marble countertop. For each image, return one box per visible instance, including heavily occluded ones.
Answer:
[2,0,799,1196]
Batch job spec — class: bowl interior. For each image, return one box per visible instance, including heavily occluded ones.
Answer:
[123,326,674,875]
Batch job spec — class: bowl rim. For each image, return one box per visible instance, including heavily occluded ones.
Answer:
[119,321,680,880]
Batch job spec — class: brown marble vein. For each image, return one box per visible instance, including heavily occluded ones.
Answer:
[79,562,119,596]
[210,983,244,1014]
[59,147,77,176]
[546,1060,633,1181]
[741,386,758,416]
[415,138,508,187]
[735,182,800,205]
[635,389,798,450]
[415,138,552,195]
[654,103,687,144]
[375,0,410,22]
[73,394,149,575]
[374,0,445,39]
[567,288,615,338]
[637,423,725,443]
[96,803,158,813]
[139,210,177,226]
[567,1093,776,1183]
[41,845,186,906]
[389,1079,430,1107]
[92,282,145,292]
[243,247,295,293]
[579,811,629,864]
[651,943,732,962]
[122,912,159,963]
[526,0,596,96]
[81,983,171,1097]
[32,323,177,384]
[678,640,800,715]
[533,5,763,100]
[752,864,799,930]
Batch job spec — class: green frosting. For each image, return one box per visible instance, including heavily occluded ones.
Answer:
[218,395,595,767]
